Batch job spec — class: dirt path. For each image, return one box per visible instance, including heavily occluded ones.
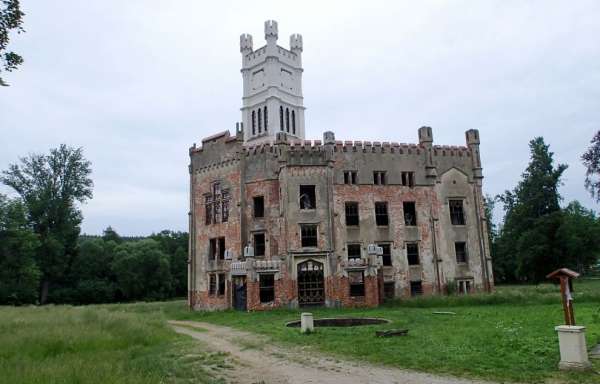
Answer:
[169,320,496,384]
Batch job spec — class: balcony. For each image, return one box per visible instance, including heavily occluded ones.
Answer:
[230,261,248,275]
[342,258,368,270]
[254,259,281,272]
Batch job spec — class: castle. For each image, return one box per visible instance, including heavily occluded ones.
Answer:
[188,20,493,311]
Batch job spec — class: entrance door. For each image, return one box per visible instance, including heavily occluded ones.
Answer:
[297,260,325,306]
[233,276,247,311]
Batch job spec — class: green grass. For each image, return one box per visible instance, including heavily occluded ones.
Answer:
[0,304,229,384]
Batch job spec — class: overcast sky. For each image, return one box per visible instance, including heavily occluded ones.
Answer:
[1,1,598,235]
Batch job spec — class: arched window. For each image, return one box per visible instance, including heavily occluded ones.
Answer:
[292,110,296,135]
[285,108,290,132]
[252,110,256,135]
[279,106,284,131]
[258,108,262,133]
[264,106,268,131]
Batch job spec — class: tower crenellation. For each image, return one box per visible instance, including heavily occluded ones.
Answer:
[240,33,253,53]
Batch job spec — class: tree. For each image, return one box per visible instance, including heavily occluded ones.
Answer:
[69,238,118,304]
[582,130,600,203]
[1,145,93,303]
[556,201,600,274]
[0,194,40,304]
[0,0,25,86]
[495,137,568,282]
[102,226,122,244]
[150,230,188,296]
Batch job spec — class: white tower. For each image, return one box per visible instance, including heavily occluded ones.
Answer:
[240,20,305,144]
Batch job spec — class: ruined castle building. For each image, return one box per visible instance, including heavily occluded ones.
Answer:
[188,20,494,311]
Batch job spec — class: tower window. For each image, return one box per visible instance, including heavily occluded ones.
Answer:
[403,201,417,226]
[406,243,419,265]
[252,110,256,135]
[455,242,468,263]
[345,202,359,226]
[373,171,386,185]
[292,110,296,134]
[286,108,290,132]
[253,196,264,218]
[258,108,262,133]
[209,238,217,260]
[300,225,318,247]
[401,172,415,187]
[299,185,316,209]
[264,106,268,131]
[280,106,284,131]
[347,243,361,260]
[449,200,466,225]
[375,202,389,226]
[343,171,357,184]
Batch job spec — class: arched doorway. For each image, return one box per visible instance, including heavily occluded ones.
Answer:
[297,260,325,306]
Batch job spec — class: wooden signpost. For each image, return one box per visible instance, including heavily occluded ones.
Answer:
[546,268,580,326]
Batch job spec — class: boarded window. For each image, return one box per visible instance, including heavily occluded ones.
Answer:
[218,237,225,260]
[208,274,216,295]
[253,196,264,218]
[349,271,365,297]
[455,242,468,263]
[259,273,275,303]
[301,225,318,247]
[218,273,226,295]
[373,171,386,185]
[403,201,417,226]
[299,185,316,209]
[253,233,265,257]
[343,171,357,184]
[375,202,389,226]
[401,171,415,187]
[345,202,359,226]
[347,243,361,260]
[449,199,465,225]
[406,243,419,265]
[410,281,423,296]
[380,243,392,266]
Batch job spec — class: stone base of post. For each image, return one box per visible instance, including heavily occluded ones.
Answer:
[555,325,591,370]
[301,312,314,333]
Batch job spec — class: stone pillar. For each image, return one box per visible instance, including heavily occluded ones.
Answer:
[301,312,314,333]
[555,325,591,370]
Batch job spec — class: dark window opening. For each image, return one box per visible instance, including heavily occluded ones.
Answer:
[345,202,359,226]
[347,243,361,260]
[218,273,226,295]
[252,110,256,135]
[208,274,216,295]
[407,243,419,265]
[449,199,466,225]
[380,243,392,266]
[258,108,262,133]
[458,280,472,294]
[279,106,284,131]
[373,171,386,185]
[410,281,423,296]
[299,185,316,209]
[259,273,275,303]
[301,225,318,247]
[286,108,290,132]
[384,282,395,300]
[218,237,225,260]
[343,171,357,185]
[205,183,229,224]
[403,201,417,226]
[264,106,268,131]
[401,171,415,187]
[349,271,365,297]
[253,196,264,218]
[253,233,265,257]
[205,195,212,225]
[455,242,468,263]
[209,238,217,260]
[375,202,389,226]
[292,110,296,134]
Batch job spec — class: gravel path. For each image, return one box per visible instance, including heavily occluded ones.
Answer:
[169,320,497,384]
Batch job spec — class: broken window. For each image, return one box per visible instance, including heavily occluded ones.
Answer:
[218,273,226,295]
[209,238,217,260]
[455,242,468,263]
[205,182,229,224]
[259,273,275,303]
[208,274,216,295]
[299,185,316,209]
[403,201,417,226]
[457,280,472,294]
[253,233,265,257]
[406,243,419,265]
[373,171,386,185]
[401,171,415,187]
[349,271,365,297]
[345,202,359,226]
[205,195,213,225]
[253,196,264,218]
[343,171,357,185]
[301,225,318,247]
[221,189,229,222]
[375,202,389,226]
[218,237,225,260]
[410,281,423,296]
[449,199,465,225]
[347,243,361,260]
[379,243,392,266]
[384,282,395,300]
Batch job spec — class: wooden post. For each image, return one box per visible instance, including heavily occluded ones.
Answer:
[547,268,579,326]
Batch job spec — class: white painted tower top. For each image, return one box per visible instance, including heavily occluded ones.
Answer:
[240,20,305,144]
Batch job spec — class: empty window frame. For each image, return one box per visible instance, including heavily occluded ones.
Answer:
[253,196,264,218]
[347,243,362,260]
[252,110,256,135]
[406,243,420,265]
[263,106,268,131]
[209,238,217,260]
[218,273,226,295]
[457,280,472,294]
[208,273,216,295]
[410,281,423,296]
[205,183,229,224]
[299,185,316,209]
[259,273,275,303]
[218,237,226,260]
[375,202,389,226]
[221,189,229,223]
[449,199,466,225]
[455,242,468,263]
[292,110,296,134]
[349,271,365,297]
[373,171,386,185]
[401,171,415,187]
[300,225,318,247]
[379,243,392,266]
[345,202,359,226]
[279,106,284,131]
[403,201,417,226]
[343,170,357,185]
[258,108,262,133]
[253,233,266,257]
[205,195,213,225]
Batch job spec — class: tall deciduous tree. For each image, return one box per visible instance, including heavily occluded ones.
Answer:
[0,0,25,86]
[1,145,93,303]
[582,130,600,203]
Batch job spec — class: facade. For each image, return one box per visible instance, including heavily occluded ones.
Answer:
[188,20,493,311]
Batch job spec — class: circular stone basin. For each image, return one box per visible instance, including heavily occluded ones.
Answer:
[285,317,390,328]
